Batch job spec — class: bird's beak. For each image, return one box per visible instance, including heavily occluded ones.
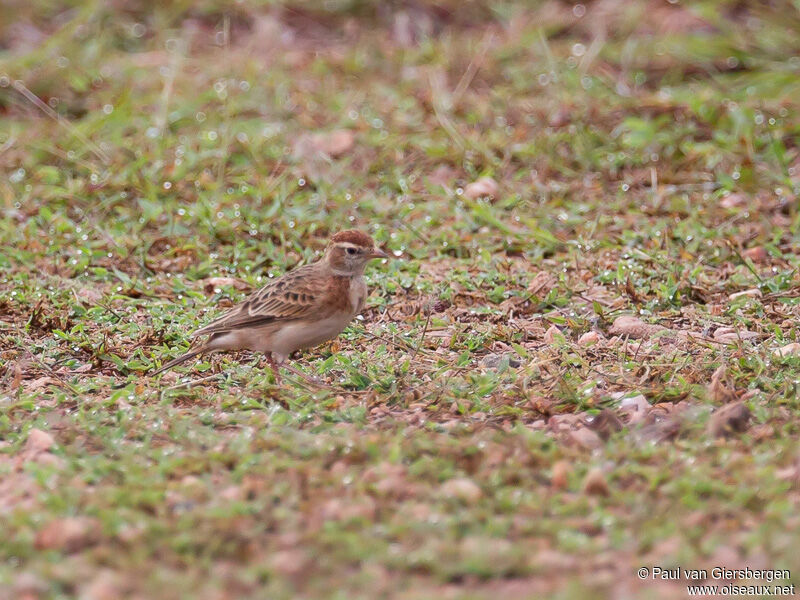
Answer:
[369,248,389,259]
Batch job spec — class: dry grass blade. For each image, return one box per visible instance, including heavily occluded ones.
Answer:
[10,79,110,165]
[451,31,494,106]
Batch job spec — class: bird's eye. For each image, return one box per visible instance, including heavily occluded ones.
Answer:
[346,247,357,255]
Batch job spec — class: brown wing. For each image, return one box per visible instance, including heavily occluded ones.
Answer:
[192,263,323,338]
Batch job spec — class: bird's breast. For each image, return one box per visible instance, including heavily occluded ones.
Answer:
[349,276,367,314]
[329,275,366,315]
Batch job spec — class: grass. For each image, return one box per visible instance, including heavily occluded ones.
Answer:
[1,0,800,598]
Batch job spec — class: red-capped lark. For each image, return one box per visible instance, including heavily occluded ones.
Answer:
[153,230,388,379]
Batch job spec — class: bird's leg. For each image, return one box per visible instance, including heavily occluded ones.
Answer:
[264,352,282,385]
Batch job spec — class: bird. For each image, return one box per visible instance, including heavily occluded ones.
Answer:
[152,230,388,379]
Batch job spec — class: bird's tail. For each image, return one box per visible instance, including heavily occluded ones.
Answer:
[151,345,208,376]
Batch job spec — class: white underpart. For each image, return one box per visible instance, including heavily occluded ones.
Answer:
[349,275,366,313]
[269,314,353,358]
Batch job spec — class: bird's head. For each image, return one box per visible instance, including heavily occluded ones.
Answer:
[325,230,388,275]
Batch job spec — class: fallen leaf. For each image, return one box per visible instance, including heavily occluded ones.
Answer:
[708,365,736,403]
[431,299,450,312]
[713,327,759,343]
[609,315,666,339]
[774,343,800,358]
[719,193,748,209]
[81,570,125,600]
[203,277,249,292]
[531,549,579,570]
[318,130,355,157]
[543,324,564,344]
[369,464,416,499]
[585,409,623,440]
[25,428,55,453]
[197,169,215,188]
[4,21,47,53]
[635,414,684,443]
[570,427,603,450]
[707,402,751,438]
[320,497,377,521]
[776,465,799,482]
[613,393,650,425]
[429,165,456,186]
[269,549,309,578]
[23,377,59,393]
[441,478,482,503]
[775,455,800,485]
[742,246,768,263]
[527,271,555,296]
[582,468,610,497]
[728,288,762,301]
[158,255,193,272]
[480,353,521,369]
[33,452,66,469]
[625,275,641,303]
[219,486,243,501]
[463,176,498,200]
[639,3,714,34]
[551,460,571,490]
[34,517,101,552]
[9,362,23,391]
[578,331,601,346]
[12,572,47,599]
[294,129,355,159]
[76,287,103,304]
[549,108,571,128]
[547,413,583,434]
